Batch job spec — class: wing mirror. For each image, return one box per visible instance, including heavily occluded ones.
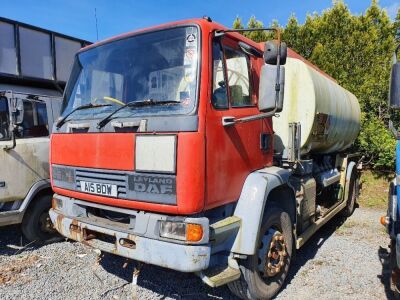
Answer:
[3,98,23,151]
[12,98,24,125]
[390,46,400,109]
[264,40,287,65]
[258,40,287,113]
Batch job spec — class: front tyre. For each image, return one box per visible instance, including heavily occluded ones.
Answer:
[228,206,294,300]
[21,194,58,242]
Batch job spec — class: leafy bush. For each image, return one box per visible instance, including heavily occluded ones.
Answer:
[234,0,399,170]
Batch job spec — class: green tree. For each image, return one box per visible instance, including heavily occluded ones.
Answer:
[234,0,398,170]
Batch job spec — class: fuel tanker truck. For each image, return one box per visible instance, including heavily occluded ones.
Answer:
[48,18,361,299]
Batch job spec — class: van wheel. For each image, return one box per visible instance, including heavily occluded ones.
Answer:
[340,171,358,218]
[22,194,58,242]
[228,206,293,300]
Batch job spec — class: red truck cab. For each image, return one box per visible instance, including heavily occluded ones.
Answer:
[49,18,360,300]
[51,19,272,214]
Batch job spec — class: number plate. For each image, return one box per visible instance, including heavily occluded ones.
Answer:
[80,181,117,197]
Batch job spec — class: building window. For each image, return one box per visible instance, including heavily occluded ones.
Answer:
[0,22,17,75]
[19,27,53,80]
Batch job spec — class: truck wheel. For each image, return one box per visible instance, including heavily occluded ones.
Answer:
[21,194,58,242]
[340,171,358,218]
[228,206,293,300]
[390,239,400,299]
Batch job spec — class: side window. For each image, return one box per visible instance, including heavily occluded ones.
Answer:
[0,97,10,140]
[224,47,253,107]
[16,101,49,138]
[211,41,228,109]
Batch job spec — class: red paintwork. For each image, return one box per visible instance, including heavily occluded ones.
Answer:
[51,133,135,170]
[50,19,319,215]
[51,131,205,214]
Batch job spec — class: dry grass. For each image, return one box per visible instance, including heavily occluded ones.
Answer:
[358,170,393,209]
[0,255,39,285]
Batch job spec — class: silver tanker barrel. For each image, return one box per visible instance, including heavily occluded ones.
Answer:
[273,51,361,156]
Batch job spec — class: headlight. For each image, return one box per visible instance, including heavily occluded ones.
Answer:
[52,166,74,183]
[159,221,203,242]
[135,135,177,173]
[52,165,75,190]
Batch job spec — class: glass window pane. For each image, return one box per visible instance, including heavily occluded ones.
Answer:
[224,48,252,107]
[16,101,49,138]
[0,97,10,140]
[36,102,48,126]
[212,42,228,109]
[55,37,81,82]
[20,27,53,79]
[61,27,199,120]
[90,70,124,101]
[0,22,17,75]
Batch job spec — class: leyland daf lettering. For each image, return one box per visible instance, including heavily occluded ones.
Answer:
[129,175,176,195]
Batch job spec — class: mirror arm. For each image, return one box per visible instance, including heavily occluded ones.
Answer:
[218,28,284,127]
[3,125,16,151]
[3,108,18,151]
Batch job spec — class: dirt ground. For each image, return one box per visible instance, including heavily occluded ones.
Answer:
[0,206,393,299]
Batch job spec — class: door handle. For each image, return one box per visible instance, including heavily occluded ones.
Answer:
[222,116,236,127]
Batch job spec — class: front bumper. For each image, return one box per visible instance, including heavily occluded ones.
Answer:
[49,208,210,272]
[50,209,210,272]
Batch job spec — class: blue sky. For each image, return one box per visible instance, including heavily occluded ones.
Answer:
[1,0,399,42]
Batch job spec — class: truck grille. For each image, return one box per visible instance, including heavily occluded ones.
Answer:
[75,169,128,198]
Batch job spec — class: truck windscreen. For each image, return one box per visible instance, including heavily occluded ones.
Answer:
[61,26,199,122]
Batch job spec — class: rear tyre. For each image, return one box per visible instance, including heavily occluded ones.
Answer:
[228,206,293,300]
[340,170,358,218]
[21,194,58,242]
[390,239,400,299]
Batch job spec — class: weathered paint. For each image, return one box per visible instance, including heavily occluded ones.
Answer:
[51,19,273,215]
[273,57,361,154]
[0,137,49,203]
[49,208,210,272]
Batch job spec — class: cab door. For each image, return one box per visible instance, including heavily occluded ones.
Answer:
[0,94,52,205]
[205,36,272,209]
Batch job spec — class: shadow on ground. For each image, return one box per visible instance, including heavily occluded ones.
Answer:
[100,252,237,299]
[0,224,57,256]
[378,244,396,300]
[100,214,356,299]
[280,214,347,292]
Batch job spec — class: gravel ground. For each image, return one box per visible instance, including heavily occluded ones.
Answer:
[0,207,393,299]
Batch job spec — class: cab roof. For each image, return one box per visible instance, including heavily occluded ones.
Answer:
[80,18,263,53]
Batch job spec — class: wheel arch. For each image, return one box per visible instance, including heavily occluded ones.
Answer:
[266,184,297,226]
[231,167,295,256]
[20,180,53,218]
[344,161,358,203]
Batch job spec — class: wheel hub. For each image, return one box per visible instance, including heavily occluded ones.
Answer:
[39,212,55,234]
[258,229,287,278]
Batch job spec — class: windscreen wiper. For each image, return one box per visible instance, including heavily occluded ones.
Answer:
[97,99,180,129]
[56,103,111,129]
